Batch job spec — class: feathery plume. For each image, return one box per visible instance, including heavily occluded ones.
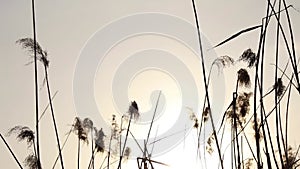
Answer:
[274,78,286,98]
[7,126,35,147]
[128,101,140,120]
[24,154,39,169]
[213,55,235,74]
[94,128,105,153]
[238,48,257,68]
[237,68,251,88]
[16,38,49,67]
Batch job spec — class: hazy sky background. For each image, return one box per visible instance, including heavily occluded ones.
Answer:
[1,0,300,169]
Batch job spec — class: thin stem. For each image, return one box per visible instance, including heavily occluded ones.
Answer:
[253,1,279,164]
[38,91,58,122]
[204,123,207,169]
[0,133,24,169]
[150,127,159,156]
[232,127,236,169]
[102,160,118,169]
[252,10,269,168]
[91,129,94,169]
[149,128,188,145]
[261,78,293,126]
[197,61,217,160]
[219,121,227,169]
[253,41,261,168]
[32,138,38,168]
[191,0,223,168]
[145,91,162,150]
[270,63,298,89]
[107,134,113,169]
[31,0,41,168]
[78,136,80,169]
[284,76,293,166]
[99,156,107,169]
[52,126,73,169]
[258,72,281,169]
[44,66,64,169]
[129,130,143,153]
[241,136,244,169]
[261,103,280,168]
[274,0,285,167]
[233,92,241,169]
[87,147,97,169]
[242,131,257,163]
[259,3,273,168]
[282,0,300,92]
[119,116,123,164]
[99,156,108,169]
[117,112,133,169]
[267,0,300,91]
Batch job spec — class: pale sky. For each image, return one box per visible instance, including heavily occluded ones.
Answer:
[1,1,300,169]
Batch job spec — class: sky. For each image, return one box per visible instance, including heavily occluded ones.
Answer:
[1,0,300,169]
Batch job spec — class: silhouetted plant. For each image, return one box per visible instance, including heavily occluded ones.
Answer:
[7,126,35,147]
[243,158,254,169]
[72,117,88,169]
[200,107,210,167]
[206,134,215,155]
[204,55,233,166]
[88,128,106,169]
[117,101,140,169]
[274,78,286,98]
[263,77,287,99]
[17,37,64,169]
[237,68,251,88]
[72,117,88,142]
[282,146,300,169]
[94,127,105,153]
[227,92,253,128]
[123,147,131,160]
[29,1,41,167]
[88,127,108,169]
[108,115,122,169]
[188,107,204,161]
[212,55,235,74]
[202,107,210,123]
[16,38,49,67]
[111,115,121,140]
[83,118,94,133]
[24,154,39,169]
[7,126,41,168]
[188,108,199,129]
[251,119,263,142]
[128,101,140,120]
[83,118,94,169]
[7,1,300,169]
[227,68,252,168]
[191,1,224,167]
[238,48,257,68]
[237,92,252,118]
